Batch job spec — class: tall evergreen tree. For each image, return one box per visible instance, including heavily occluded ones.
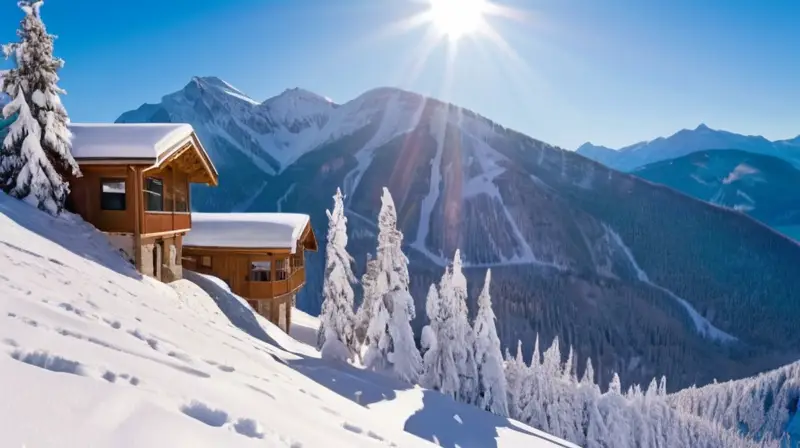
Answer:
[363,188,421,383]
[1,1,80,215]
[473,269,509,417]
[421,269,460,398]
[317,188,358,361]
[504,340,527,420]
[448,250,479,404]
[355,252,379,346]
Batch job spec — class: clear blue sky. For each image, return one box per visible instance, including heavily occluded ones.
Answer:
[1,0,797,149]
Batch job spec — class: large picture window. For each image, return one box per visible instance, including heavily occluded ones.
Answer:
[250,261,271,282]
[100,179,126,211]
[174,178,189,213]
[144,177,164,211]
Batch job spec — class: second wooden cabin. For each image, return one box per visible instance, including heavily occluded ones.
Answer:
[182,213,318,332]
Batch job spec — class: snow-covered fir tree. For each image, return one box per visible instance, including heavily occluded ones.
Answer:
[504,340,527,419]
[317,188,358,361]
[355,252,379,346]
[1,1,80,215]
[362,188,421,383]
[447,250,479,405]
[506,335,768,448]
[420,270,460,399]
[472,269,509,417]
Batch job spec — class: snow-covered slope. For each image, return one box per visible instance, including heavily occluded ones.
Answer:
[0,192,573,448]
[632,149,800,229]
[576,123,800,171]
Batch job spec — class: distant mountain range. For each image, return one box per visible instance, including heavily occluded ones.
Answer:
[576,124,800,172]
[116,76,800,392]
[633,150,800,231]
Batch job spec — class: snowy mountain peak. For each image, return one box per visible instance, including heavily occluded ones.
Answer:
[260,87,337,131]
[267,87,336,106]
[695,123,711,131]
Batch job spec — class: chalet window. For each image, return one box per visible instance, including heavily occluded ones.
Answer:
[100,179,126,211]
[291,253,304,270]
[174,177,189,213]
[250,261,271,282]
[200,256,212,268]
[144,177,164,211]
[276,258,288,281]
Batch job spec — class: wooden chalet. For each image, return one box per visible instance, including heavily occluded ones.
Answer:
[182,213,318,332]
[66,123,218,282]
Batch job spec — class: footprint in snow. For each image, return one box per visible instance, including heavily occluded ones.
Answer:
[217,365,235,373]
[102,318,122,329]
[233,418,265,439]
[342,422,363,434]
[128,329,160,351]
[102,370,140,386]
[167,351,193,363]
[180,401,229,428]
[10,350,88,376]
[366,431,385,442]
[246,384,276,400]
[7,313,39,328]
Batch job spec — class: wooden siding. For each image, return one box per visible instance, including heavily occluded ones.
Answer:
[67,165,141,234]
[182,249,307,301]
[144,212,191,234]
[68,164,193,236]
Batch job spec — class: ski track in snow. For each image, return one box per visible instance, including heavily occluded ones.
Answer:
[232,181,269,213]
[344,92,426,205]
[604,224,737,343]
[276,184,297,213]
[412,106,447,257]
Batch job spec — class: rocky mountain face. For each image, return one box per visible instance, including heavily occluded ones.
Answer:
[576,124,800,171]
[117,77,800,391]
[633,150,800,230]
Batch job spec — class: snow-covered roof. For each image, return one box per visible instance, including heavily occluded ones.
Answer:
[68,123,196,161]
[184,213,313,252]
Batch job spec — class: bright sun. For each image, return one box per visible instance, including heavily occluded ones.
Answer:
[429,0,488,40]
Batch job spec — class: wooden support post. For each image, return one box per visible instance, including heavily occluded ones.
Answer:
[131,166,144,272]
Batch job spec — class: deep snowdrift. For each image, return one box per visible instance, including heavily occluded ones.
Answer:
[0,193,573,448]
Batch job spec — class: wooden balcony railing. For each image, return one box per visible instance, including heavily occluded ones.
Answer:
[144,212,191,234]
[245,267,305,300]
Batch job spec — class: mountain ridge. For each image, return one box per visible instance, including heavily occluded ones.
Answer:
[116,75,800,392]
[576,124,800,171]
[632,149,800,231]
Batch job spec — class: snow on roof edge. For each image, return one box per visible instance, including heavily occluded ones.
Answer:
[184,213,312,252]
[69,123,196,161]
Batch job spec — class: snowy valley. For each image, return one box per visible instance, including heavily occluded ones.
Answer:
[117,76,800,393]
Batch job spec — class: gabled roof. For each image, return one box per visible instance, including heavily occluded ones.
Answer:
[69,123,195,161]
[69,123,218,185]
[184,213,317,253]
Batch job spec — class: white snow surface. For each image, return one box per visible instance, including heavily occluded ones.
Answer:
[69,123,196,160]
[0,193,573,447]
[184,212,310,252]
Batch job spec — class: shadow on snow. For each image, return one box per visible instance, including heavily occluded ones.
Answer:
[184,268,568,448]
[405,390,574,448]
[0,193,143,280]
